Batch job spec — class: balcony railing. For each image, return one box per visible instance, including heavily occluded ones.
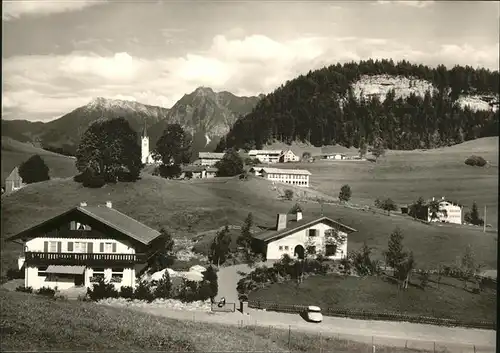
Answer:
[24,252,146,265]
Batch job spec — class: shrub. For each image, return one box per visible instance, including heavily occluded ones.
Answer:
[6,268,24,280]
[418,270,430,289]
[82,173,106,188]
[119,286,134,300]
[15,286,33,293]
[134,280,154,302]
[465,155,487,167]
[36,286,56,297]
[176,279,201,302]
[338,184,352,202]
[154,271,172,299]
[87,278,118,301]
[284,189,294,200]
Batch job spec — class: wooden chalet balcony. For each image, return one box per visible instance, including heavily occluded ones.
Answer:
[24,252,147,265]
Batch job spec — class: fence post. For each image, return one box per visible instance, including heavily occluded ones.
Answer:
[433,341,435,353]
[288,325,291,352]
[319,332,322,353]
[473,345,476,353]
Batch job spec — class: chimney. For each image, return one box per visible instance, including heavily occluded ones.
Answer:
[296,211,303,222]
[276,213,287,231]
[442,196,445,200]
[106,201,112,208]
[432,197,435,201]
[80,202,87,207]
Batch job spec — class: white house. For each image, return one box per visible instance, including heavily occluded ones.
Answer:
[141,124,156,165]
[427,197,463,225]
[4,166,26,194]
[249,167,311,187]
[323,153,346,160]
[8,201,161,292]
[198,152,225,166]
[279,149,300,163]
[251,212,357,260]
[181,165,218,179]
[248,150,282,163]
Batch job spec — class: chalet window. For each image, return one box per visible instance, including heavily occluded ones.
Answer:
[308,229,318,237]
[325,244,337,256]
[38,266,48,276]
[74,242,87,253]
[279,246,283,251]
[284,246,289,251]
[91,268,105,282]
[103,242,116,253]
[67,242,73,251]
[44,241,61,253]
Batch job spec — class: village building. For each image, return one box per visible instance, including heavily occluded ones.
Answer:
[198,152,225,166]
[251,212,357,260]
[322,153,346,160]
[248,150,282,164]
[249,167,311,187]
[8,201,162,293]
[181,165,218,179]
[279,149,300,163]
[427,197,463,225]
[141,124,156,165]
[4,166,26,194]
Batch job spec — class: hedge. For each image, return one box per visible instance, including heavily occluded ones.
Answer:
[248,300,496,330]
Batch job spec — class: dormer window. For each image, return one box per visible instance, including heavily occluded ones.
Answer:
[70,221,91,231]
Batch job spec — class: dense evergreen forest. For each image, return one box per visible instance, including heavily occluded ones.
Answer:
[217,59,499,151]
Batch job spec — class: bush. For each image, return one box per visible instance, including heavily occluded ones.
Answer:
[176,279,201,302]
[82,174,106,188]
[87,278,118,301]
[465,155,487,167]
[338,184,352,202]
[134,280,154,302]
[119,286,134,300]
[284,189,294,200]
[6,268,24,280]
[15,286,33,293]
[37,286,56,297]
[153,271,172,299]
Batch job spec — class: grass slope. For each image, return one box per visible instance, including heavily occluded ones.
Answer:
[249,274,497,323]
[1,137,77,185]
[1,167,496,274]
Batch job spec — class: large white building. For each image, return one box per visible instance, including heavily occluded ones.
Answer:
[8,202,161,293]
[251,212,357,260]
[141,124,156,165]
[279,149,300,163]
[250,167,311,187]
[248,150,282,164]
[427,197,463,225]
[198,152,225,166]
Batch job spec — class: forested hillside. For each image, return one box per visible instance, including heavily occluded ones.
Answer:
[218,59,499,151]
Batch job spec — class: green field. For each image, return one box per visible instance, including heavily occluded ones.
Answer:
[248,273,497,324]
[1,290,438,352]
[1,137,77,185]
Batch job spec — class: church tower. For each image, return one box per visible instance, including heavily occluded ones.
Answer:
[141,122,150,164]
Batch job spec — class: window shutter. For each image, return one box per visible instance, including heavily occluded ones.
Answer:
[70,221,76,230]
[112,243,117,253]
[67,242,73,251]
[57,241,62,253]
[87,242,93,253]
[44,241,48,252]
[100,243,104,252]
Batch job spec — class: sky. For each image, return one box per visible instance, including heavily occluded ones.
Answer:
[2,0,499,122]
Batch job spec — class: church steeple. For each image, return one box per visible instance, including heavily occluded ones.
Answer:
[142,121,148,138]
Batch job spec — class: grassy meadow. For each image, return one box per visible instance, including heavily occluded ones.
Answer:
[1,289,441,353]
[248,273,497,324]
[1,137,77,184]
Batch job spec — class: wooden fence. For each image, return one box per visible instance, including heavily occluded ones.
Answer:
[247,300,496,330]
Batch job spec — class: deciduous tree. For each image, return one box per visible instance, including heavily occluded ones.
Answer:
[215,148,244,177]
[18,155,50,184]
[209,225,232,266]
[154,124,192,166]
[338,184,352,202]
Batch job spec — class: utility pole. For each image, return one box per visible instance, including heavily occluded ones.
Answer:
[483,205,487,233]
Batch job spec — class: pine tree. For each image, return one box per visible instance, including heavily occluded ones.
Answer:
[338,184,352,202]
[385,227,406,276]
[154,270,172,299]
[209,225,232,266]
[18,155,50,184]
[202,265,218,302]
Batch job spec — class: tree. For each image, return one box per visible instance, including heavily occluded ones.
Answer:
[302,151,311,160]
[75,117,142,184]
[409,197,426,220]
[289,203,303,214]
[371,137,386,161]
[154,124,192,166]
[464,201,484,226]
[284,189,294,201]
[398,251,415,289]
[215,148,244,177]
[358,138,367,158]
[338,184,352,202]
[154,270,172,299]
[351,243,379,276]
[201,265,218,302]
[209,225,232,266]
[157,164,182,179]
[379,198,398,215]
[151,228,175,269]
[460,245,478,290]
[237,213,256,264]
[427,199,447,221]
[385,227,406,276]
[18,155,50,184]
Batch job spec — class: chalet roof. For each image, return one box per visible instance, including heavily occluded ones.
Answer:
[182,165,218,173]
[198,152,225,159]
[252,167,311,176]
[6,167,22,182]
[7,205,161,245]
[248,150,283,155]
[252,216,357,242]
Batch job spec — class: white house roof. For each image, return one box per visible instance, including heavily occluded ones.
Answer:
[248,150,283,156]
[199,152,225,159]
[258,167,312,176]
